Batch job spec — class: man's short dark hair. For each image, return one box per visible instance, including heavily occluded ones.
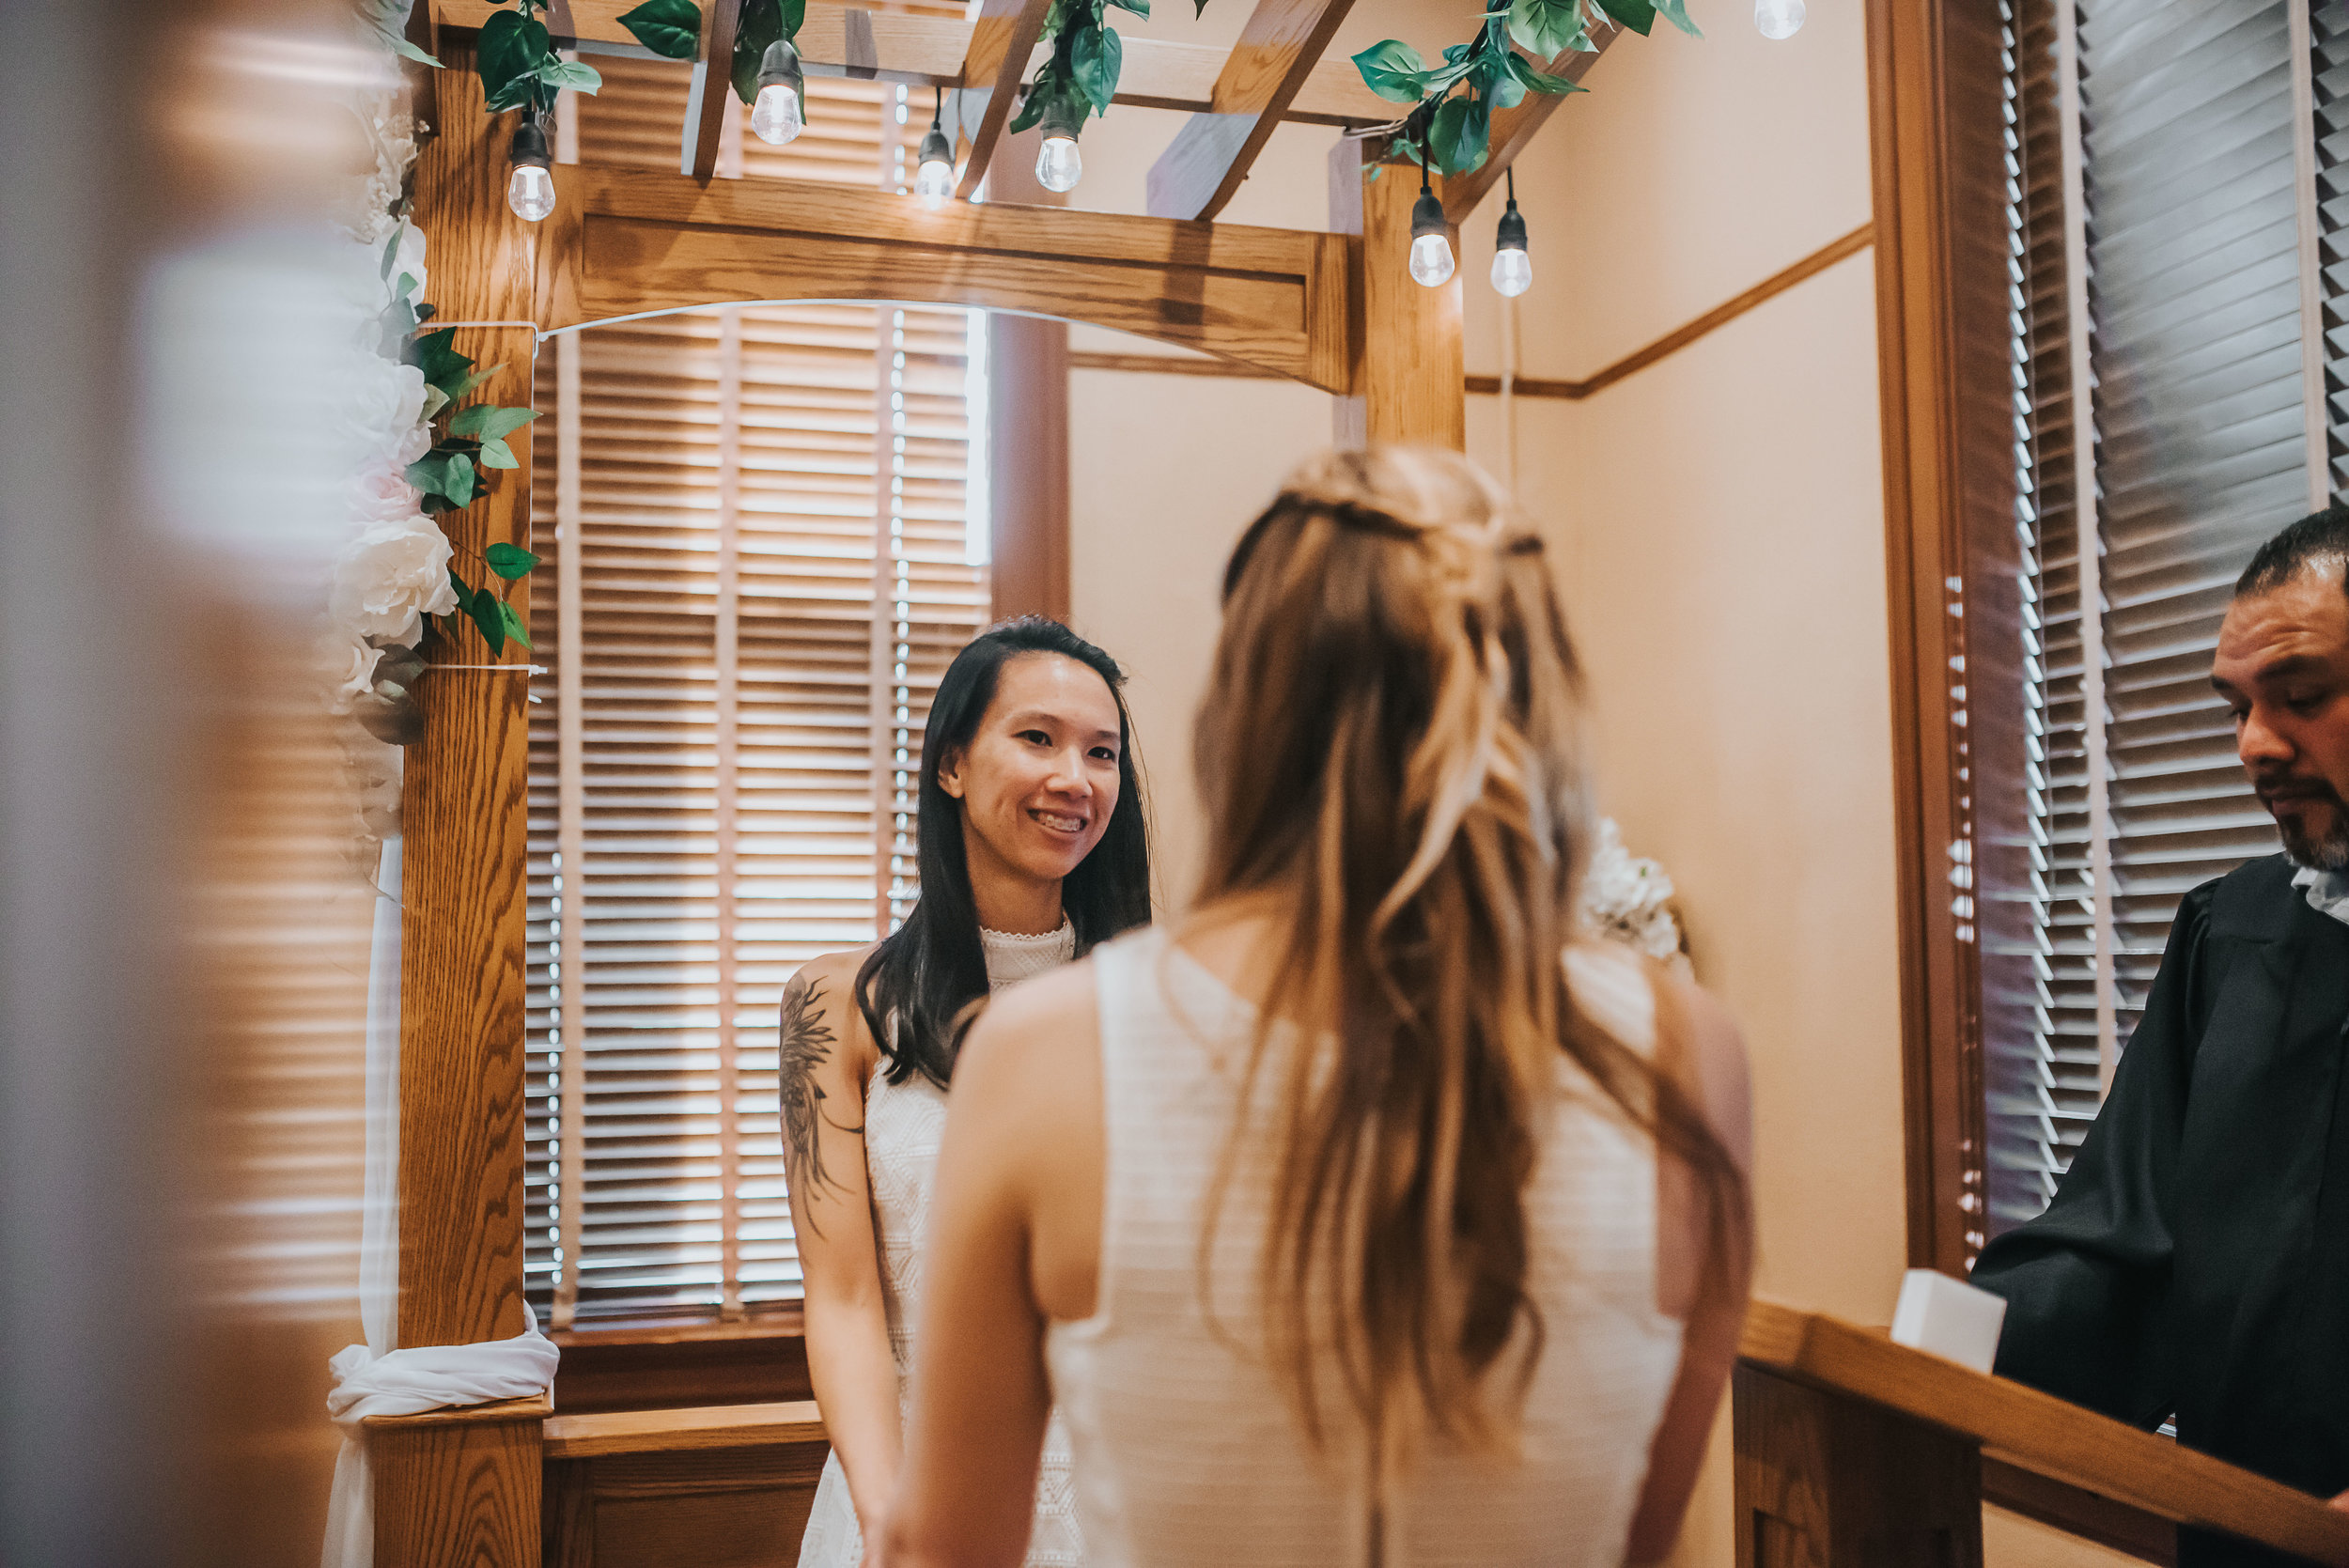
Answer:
[2236,505,2349,598]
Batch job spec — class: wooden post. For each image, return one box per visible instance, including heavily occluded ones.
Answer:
[987,126,1071,623]
[375,36,543,1568]
[1734,1363,1984,1568]
[1329,137,1463,451]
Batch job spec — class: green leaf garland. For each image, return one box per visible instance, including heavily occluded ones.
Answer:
[617,0,703,59]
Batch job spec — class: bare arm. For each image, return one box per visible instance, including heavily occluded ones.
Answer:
[782,954,903,1539]
[1626,969,1756,1566]
[879,970,1101,1568]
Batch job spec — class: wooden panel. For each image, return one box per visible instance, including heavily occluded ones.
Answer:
[434,0,1397,125]
[1983,1459,2176,1565]
[1863,0,2012,1275]
[1734,1363,1983,1568]
[1739,1301,2349,1561]
[1145,0,1361,221]
[545,1442,830,1568]
[954,0,1053,198]
[682,0,743,178]
[1354,153,1462,448]
[555,165,1356,391]
[544,1401,827,1459]
[372,1401,548,1568]
[552,1319,814,1416]
[1439,26,1616,223]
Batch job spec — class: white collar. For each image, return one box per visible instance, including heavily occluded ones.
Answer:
[2291,862,2349,927]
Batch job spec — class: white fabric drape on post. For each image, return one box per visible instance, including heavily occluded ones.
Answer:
[319,838,559,1568]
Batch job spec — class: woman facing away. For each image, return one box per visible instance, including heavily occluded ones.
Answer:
[782,617,1154,1568]
[879,448,1754,1568]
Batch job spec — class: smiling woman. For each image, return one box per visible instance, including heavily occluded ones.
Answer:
[773,616,1154,1568]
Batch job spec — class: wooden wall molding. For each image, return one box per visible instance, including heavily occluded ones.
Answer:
[1068,221,1874,403]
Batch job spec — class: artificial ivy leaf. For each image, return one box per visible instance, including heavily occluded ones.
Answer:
[389,36,443,68]
[732,0,785,106]
[486,542,543,579]
[380,227,403,281]
[478,9,552,110]
[1507,0,1579,56]
[1486,68,1526,110]
[466,584,508,656]
[1592,0,1657,35]
[1009,76,1053,132]
[477,437,518,470]
[1430,91,1489,175]
[1650,0,1700,35]
[1107,0,1149,17]
[1352,39,1430,103]
[405,452,451,499]
[449,404,540,442]
[1071,23,1123,115]
[444,452,477,508]
[1441,41,1473,61]
[1509,54,1585,93]
[497,598,536,652]
[411,327,472,395]
[442,363,506,405]
[421,383,450,423]
[617,0,703,59]
[538,57,603,93]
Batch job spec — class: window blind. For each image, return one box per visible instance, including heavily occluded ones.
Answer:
[525,54,990,1325]
[1986,0,2331,1233]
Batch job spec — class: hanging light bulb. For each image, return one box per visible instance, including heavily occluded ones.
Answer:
[1034,91,1083,194]
[752,37,806,145]
[506,112,555,223]
[915,87,955,208]
[1490,167,1532,297]
[1754,0,1805,39]
[1408,156,1454,288]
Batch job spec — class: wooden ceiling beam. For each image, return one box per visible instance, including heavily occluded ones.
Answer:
[680,0,744,178]
[432,0,1396,125]
[952,0,1054,198]
[1145,0,1361,222]
[1438,22,1615,223]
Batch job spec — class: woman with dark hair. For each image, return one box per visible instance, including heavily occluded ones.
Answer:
[881,449,1751,1568]
[786,616,1150,1568]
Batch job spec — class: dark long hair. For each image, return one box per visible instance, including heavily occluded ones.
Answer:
[855,617,1153,1085]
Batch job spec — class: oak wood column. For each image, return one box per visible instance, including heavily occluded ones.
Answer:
[1330,138,1463,451]
[382,35,542,1568]
[987,127,1071,623]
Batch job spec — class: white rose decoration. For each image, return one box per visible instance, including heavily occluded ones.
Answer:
[345,354,429,466]
[351,458,424,527]
[330,517,459,646]
[331,639,385,714]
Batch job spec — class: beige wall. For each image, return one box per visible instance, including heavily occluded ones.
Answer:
[1055,5,2129,1561]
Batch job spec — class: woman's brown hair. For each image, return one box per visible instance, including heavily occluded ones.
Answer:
[1192,445,1748,1495]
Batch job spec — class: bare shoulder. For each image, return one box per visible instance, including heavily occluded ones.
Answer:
[955,958,1101,1100]
[1653,966,1752,1172]
[782,944,881,1075]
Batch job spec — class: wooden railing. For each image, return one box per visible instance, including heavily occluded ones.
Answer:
[1736,1300,2349,1566]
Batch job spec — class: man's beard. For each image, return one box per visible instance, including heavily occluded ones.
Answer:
[2276,788,2349,873]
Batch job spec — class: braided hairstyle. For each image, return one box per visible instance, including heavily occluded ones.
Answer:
[1192,446,1746,1497]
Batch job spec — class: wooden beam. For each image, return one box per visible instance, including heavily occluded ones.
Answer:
[1331,141,1460,448]
[681,0,743,178]
[433,0,1398,124]
[1439,23,1616,223]
[387,33,541,1568]
[1145,0,1361,222]
[955,0,1053,199]
[543,1400,827,1460]
[551,164,1357,391]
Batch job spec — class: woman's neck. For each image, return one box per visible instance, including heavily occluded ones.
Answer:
[968,866,1065,937]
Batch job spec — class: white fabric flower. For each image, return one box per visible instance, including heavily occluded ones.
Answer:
[330,639,385,714]
[393,421,432,467]
[1580,818,1688,966]
[330,517,458,646]
[346,354,429,466]
[351,459,424,527]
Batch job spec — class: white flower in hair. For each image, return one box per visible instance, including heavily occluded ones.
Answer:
[1579,817,1689,970]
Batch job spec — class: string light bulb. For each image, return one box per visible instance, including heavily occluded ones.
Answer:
[916,87,955,208]
[1490,167,1531,297]
[506,112,555,223]
[1408,155,1454,288]
[751,37,806,145]
[1754,0,1805,39]
[1034,92,1083,194]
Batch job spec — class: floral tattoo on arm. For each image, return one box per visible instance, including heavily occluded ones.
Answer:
[778,972,860,1236]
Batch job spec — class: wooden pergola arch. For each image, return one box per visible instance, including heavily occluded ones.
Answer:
[372,2,1602,1561]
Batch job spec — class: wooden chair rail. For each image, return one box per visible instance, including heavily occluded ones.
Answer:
[543,1400,826,1461]
[1740,1300,2349,1564]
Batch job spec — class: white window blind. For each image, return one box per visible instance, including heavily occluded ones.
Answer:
[1987,0,2335,1232]
[525,55,990,1326]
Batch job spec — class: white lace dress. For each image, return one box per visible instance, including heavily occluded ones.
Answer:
[795,922,1086,1568]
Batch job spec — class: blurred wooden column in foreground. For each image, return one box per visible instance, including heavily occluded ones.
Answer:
[1329,137,1465,452]
[375,27,545,1568]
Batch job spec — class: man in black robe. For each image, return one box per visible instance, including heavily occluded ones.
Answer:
[1972,507,2349,1566]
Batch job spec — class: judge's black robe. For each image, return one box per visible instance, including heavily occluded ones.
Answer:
[1972,853,2349,1567]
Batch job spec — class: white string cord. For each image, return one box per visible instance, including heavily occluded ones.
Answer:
[424,663,548,673]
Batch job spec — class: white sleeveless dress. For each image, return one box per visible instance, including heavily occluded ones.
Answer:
[796,923,1087,1568]
[1044,928,1686,1568]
